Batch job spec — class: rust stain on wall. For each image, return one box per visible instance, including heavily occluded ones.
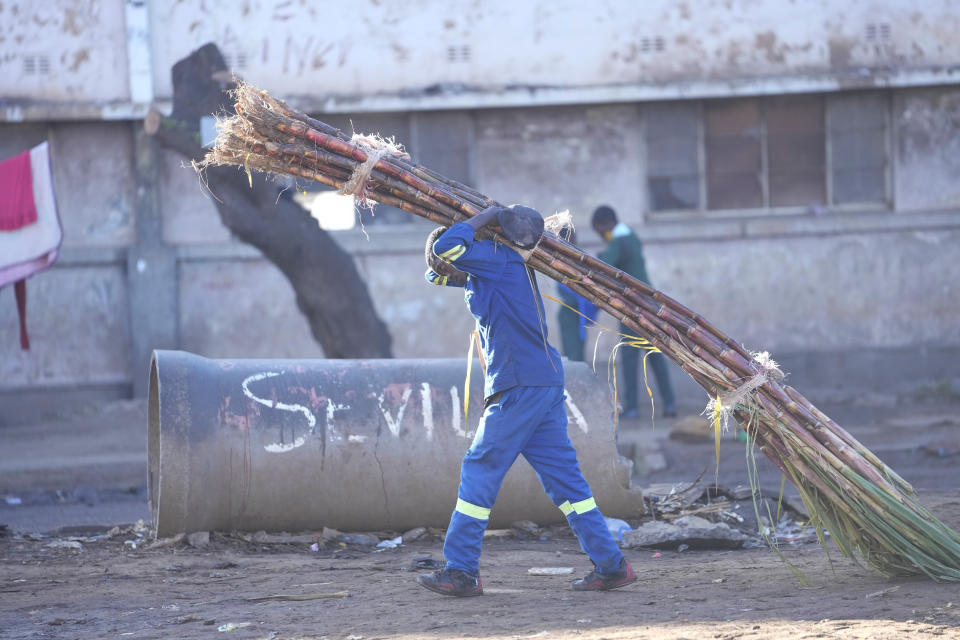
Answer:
[69,48,90,72]
[829,37,854,67]
[755,31,784,64]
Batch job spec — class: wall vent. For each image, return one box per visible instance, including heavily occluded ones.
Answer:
[223,52,249,71]
[23,55,51,75]
[866,23,891,41]
[446,44,471,63]
[639,36,666,53]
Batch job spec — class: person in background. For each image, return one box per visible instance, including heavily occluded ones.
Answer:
[591,205,677,419]
[417,205,637,596]
[555,227,597,362]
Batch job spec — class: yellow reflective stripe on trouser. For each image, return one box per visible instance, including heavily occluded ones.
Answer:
[559,497,597,516]
[572,497,597,514]
[439,244,466,261]
[455,498,491,520]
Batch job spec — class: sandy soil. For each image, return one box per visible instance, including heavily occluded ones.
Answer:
[1,396,959,639]
[1,496,959,640]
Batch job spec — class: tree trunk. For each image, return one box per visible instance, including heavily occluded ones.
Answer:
[147,43,392,358]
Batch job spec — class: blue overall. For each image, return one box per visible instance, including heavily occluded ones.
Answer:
[426,222,624,576]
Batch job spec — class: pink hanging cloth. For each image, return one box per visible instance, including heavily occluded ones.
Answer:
[0,142,62,350]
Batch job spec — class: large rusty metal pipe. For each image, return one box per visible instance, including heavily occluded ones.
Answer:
[148,351,643,536]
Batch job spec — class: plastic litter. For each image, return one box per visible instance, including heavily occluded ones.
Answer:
[4,496,22,506]
[217,622,251,632]
[46,540,82,550]
[527,567,574,576]
[246,591,349,602]
[604,516,632,541]
[376,536,402,549]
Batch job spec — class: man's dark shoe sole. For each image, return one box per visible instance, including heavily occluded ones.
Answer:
[572,574,637,591]
[417,574,483,597]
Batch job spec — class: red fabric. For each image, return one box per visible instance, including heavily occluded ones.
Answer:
[15,278,29,350]
[0,150,38,231]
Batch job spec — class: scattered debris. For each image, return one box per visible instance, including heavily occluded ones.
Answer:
[186,531,211,549]
[147,533,185,550]
[620,515,748,550]
[604,517,632,541]
[402,526,426,542]
[511,520,540,535]
[45,540,83,550]
[407,555,444,571]
[642,480,703,516]
[923,440,960,458]
[669,415,714,443]
[376,536,402,549]
[338,532,380,546]
[246,591,349,602]
[527,567,574,576]
[866,585,901,600]
[240,531,324,545]
[217,622,251,631]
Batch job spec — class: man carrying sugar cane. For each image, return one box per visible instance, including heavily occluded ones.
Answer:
[417,204,636,597]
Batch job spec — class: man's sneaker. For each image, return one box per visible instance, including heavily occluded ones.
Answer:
[417,568,483,597]
[572,558,636,591]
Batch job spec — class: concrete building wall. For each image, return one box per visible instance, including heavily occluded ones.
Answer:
[144,0,960,101]
[893,87,960,211]
[0,0,130,104]
[3,3,960,422]
[4,0,960,120]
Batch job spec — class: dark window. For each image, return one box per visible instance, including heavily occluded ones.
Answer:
[414,111,473,187]
[646,104,700,211]
[829,94,887,204]
[767,95,826,207]
[705,99,763,209]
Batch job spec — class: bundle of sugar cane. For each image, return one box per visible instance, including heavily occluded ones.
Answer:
[203,83,960,582]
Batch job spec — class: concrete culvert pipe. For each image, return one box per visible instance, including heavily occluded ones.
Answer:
[148,350,643,537]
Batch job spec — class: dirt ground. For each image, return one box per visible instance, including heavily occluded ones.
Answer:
[2,392,960,640]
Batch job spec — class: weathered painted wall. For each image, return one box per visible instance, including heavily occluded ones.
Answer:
[0,265,131,388]
[893,87,960,211]
[474,104,646,228]
[52,122,136,247]
[3,0,960,426]
[4,86,960,409]
[648,228,960,354]
[4,0,960,120]
[0,0,129,104]
[142,0,960,99]
[178,259,323,360]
